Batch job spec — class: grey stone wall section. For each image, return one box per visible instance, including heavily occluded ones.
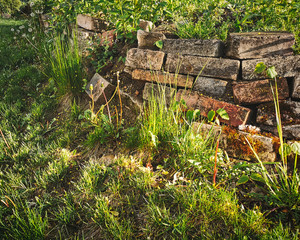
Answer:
[165,54,240,80]
[226,32,295,59]
[193,77,228,98]
[125,48,165,71]
[162,39,224,57]
[292,75,300,99]
[242,55,300,80]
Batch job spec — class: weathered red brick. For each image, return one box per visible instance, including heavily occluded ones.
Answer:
[97,29,117,48]
[193,123,276,162]
[233,78,289,104]
[132,69,194,88]
[177,90,251,127]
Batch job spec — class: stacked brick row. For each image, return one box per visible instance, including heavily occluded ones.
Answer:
[123,30,299,162]
[125,30,300,140]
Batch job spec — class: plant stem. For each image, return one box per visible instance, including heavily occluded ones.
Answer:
[213,138,219,186]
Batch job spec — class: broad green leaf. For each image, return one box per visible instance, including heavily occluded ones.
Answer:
[266,66,277,79]
[250,173,265,183]
[207,110,215,122]
[236,174,249,186]
[154,40,163,49]
[216,108,229,120]
[254,62,266,74]
[291,142,300,155]
[186,110,193,122]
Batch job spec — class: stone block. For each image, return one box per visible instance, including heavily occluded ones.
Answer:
[139,19,154,32]
[233,78,289,104]
[242,55,300,80]
[151,24,178,39]
[132,69,194,88]
[292,75,300,99]
[77,14,107,31]
[165,54,240,80]
[193,77,228,98]
[226,32,295,59]
[143,83,176,105]
[137,30,166,50]
[257,100,300,126]
[193,123,276,162]
[162,39,224,57]
[125,48,165,71]
[85,73,115,103]
[177,90,251,127]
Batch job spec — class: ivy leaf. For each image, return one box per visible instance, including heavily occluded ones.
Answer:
[154,40,163,49]
[254,62,266,74]
[236,174,249,186]
[250,173,265,183]
[207,110,215,122]
[266,66,277,79]
[216,108,229,120]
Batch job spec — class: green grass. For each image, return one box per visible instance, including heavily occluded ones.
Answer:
[0,13,299,240]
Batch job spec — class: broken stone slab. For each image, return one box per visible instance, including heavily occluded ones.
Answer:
[165,54,240,80]
[143,82,176,105]
[139,19,154,32]
[151,24,178,39]
[137,30,166,50]
[257,100,300,126]
[261,125,300,140]
[177,90,251,127]
[226,32,295,59]
[162,39,224,57]
[233,78,289,105]
[132,69,194,88]
[125,48,165,71]
[85,73,115,103]
[77,14,107,31]
[242,55,300,80]
[292,75,300,99]
[193,77,228,98]
[193,123,276,162]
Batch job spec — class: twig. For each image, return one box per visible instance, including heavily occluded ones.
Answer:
[0,127,10,150]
